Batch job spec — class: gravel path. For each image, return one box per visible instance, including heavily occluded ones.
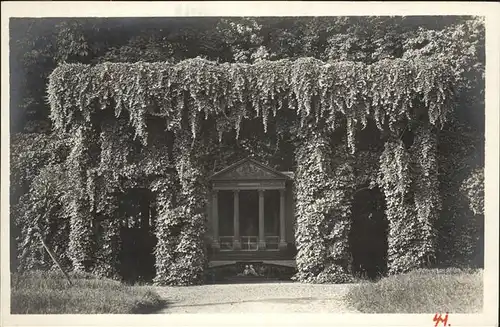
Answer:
[154,282,359,313]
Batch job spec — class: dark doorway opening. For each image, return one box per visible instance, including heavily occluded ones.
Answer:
[264,190,280,237]
[348,186,388,280]
[118,189,156,284]
[218,190,234,237]
[239,190,259,237]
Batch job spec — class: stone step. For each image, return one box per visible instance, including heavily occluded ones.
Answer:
[210,251,294,261]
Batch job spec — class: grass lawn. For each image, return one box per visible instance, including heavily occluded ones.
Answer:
[345,268,483,313]
[11,270,166,314]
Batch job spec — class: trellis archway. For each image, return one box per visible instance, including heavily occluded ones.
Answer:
[33,56,457,285]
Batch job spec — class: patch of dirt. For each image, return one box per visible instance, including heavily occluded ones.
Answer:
[154,282,359,313]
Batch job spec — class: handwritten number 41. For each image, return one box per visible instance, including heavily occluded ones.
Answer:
[433,313,450,327]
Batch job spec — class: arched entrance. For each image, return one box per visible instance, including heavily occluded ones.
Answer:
[117,189,156,284]
[348,186,388,280]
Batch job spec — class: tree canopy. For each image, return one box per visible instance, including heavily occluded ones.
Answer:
[10,16,485,283]
[10,16,484,133]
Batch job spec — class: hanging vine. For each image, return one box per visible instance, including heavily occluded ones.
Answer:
[48,57,455,153]
[15,164,72,271]
[460,167,484,216]
[319,142,356,283]
[92,193,121,279]
[378,138,418,274]
[378,126,441,274]
[66,125,94,271]
[411,124,441,267]
[22,54,464,283]
[151,176,179,285]
[293,130,355,283]
[170,132,209,285]
[151,131,210,285]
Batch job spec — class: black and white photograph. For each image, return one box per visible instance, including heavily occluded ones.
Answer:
[1,2,498,326]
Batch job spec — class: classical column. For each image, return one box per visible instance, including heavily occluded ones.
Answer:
[233,190,241,250]
[258,189,266,250]
[279,189,287,250]
[211,190,219,249]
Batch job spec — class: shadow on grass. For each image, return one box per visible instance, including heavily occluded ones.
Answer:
[130,298,170,314]
[157,296,326,311]
[208,279,296,285]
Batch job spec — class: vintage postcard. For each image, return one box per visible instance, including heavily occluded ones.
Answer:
[1,2,498,327]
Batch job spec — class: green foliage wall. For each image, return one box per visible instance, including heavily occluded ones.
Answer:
[47,57,455,149]
[153,132,208,285]
[15,164,72,271]
[378,125,440,274]
[436,122,484,268]
[11,16,482,135]
[92,195,121,279]
[66,126,94,271]
[11,133,70,272]
[11,50,483,284]
[10,16,485,286]
[293,130,355,283]
[151,176,178,284]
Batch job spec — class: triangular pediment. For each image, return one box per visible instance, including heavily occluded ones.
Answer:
[210,158,290,181]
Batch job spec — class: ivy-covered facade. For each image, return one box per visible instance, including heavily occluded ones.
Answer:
[13,57,484,285]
